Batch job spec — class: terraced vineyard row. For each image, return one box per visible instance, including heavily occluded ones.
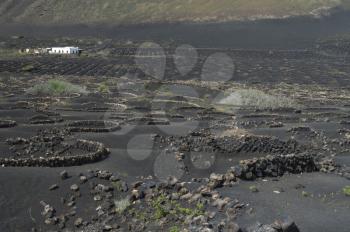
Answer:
[0,49,349,85]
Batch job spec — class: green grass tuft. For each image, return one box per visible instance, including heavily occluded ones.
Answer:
[343,186,350,196]
[97,83,110,94]
[302,191,310,197]
[114,198,131,214]
[21,64,35,72]
[249,185,259,193]
[169,226,181,232]
[150,193,205,220]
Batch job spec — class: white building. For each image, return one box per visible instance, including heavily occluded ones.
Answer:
[47,47,81,54]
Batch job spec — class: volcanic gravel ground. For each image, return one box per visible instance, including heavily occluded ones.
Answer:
[0,38,350,231]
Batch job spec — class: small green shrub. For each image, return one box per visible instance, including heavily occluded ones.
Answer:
[111,181,123,191]
[150,193,204,220]
[302,191,309,197]
[27,79,87,96]
[97,83,110,94]
[21,64,35,72]
[196,202,204,211]
[249,185,259,193]
[169,226,180,232]
[151,194,169,219]
[129,208,147,221]
[114,198,131,214]
[154,206,168,219]
[343,186,350,196]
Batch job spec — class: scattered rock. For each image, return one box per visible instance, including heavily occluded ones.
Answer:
[249,185,259,193]
[226,222,242,232]
[80,175,88,183]
[273,218,300,232]
[70,184,79,192]
[60,170,69,180]
[294,184,305,189]
[208,173,225,189]
[74,218,83,227]
[49,184,59,191]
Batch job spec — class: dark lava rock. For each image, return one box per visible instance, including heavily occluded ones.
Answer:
[294,184,305,189]
[288,126,312,133]
[80,175,88,183]
[208,173,225,189]
[70,184,79,192]
[226,222,242,232]
[40,201,55,218]
[49,184,59,191]
[318,158,337,173]
[97,170,113,180]
[74,218,83,227]
[273,218,300,232]
[246,218,300,232]
[60,170,69,180]
[247,223,276,232]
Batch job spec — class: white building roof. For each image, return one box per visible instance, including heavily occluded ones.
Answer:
[51,47,79,49]
[47,46,81,54]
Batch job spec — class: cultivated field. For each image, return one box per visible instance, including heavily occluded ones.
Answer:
[0,31,350,232]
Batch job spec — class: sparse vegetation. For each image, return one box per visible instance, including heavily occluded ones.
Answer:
[0,49,24,58]
[249,185,259,193]
[302,191,310,197]
[169,226,181,232]
[150,193,204,220]
[128,208,147,222]
[21,64,35,72]
[114,198,131,214]
[111,181,123,191]
[27,79,88,96]
[97,83,110,94]
[343,186,350,196]
[219,88,298,110]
